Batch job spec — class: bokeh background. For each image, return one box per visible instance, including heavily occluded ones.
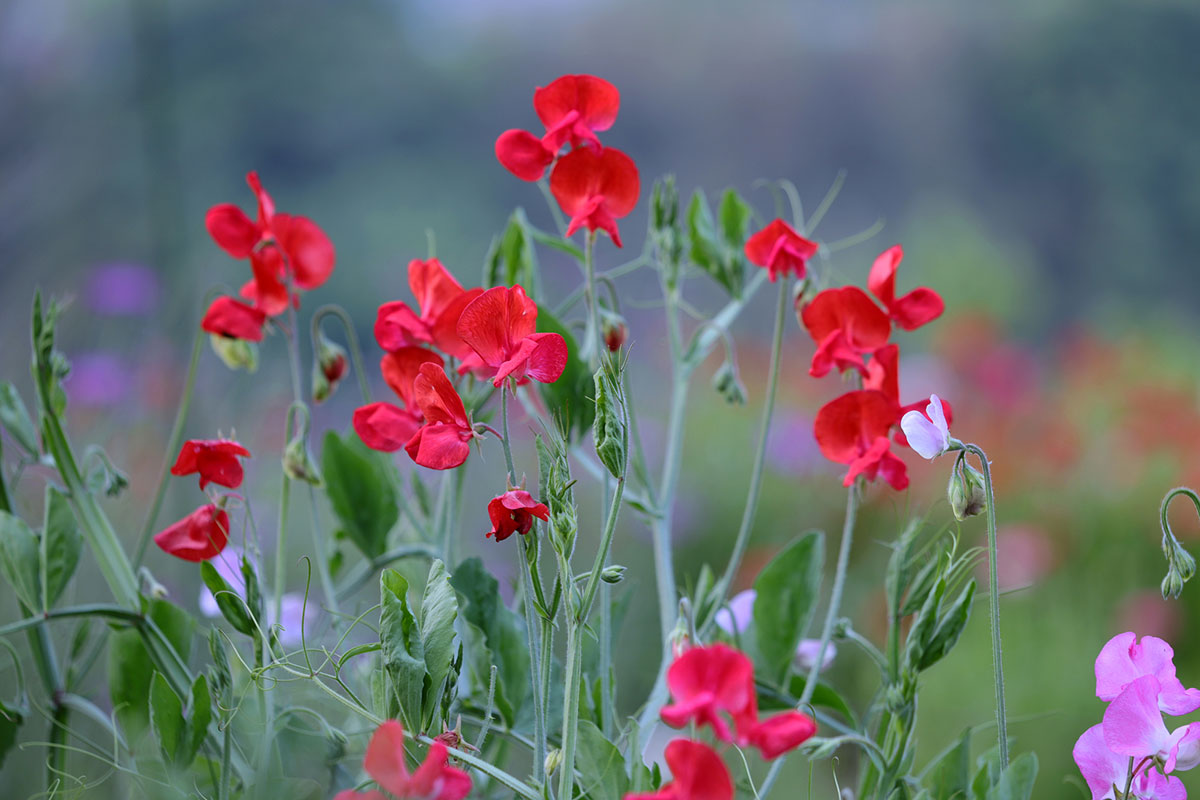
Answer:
[3,0,1200,796]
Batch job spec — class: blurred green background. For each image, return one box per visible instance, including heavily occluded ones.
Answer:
[3,0,1200,796]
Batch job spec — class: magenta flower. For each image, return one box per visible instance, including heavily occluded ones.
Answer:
[1096,632,1200,716]
[1102,675,1200,774]
[1073,724,1185,800]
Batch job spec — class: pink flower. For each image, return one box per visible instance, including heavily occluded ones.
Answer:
[485,490,550,542]
[1102,675,1200,774]
[1096,632,1200,716]
[1073,724,1185,800]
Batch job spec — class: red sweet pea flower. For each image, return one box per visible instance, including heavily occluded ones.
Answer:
[814,390,908,490]
[201,296,267,342]
[354,347,444,453]
[486,490,550,542]
[624,739,733,800]
[742,712,819,760]
[154,504,230,562]
[661,643,757,742]
[405,363,476,470]
[334,720,471,800]
[863,344,954,448]
[170,439,251,490]
[534,74,620,151]
[206,171,275,259]
[799,287,892,378]
[375,259,483,359]
[495,130,557,182]
[456,285,568,387]
[744,219,819,282]
[549,147,640,247]
[867,245,944,330]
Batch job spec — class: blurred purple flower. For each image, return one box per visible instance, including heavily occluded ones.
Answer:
[766,411,822,475]
[714,589,836,672]
[65,352,128,407]
[86,262,161,316]
[199,546,313,646]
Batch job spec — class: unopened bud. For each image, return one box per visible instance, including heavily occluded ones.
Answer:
[712,361,747,405]
[947,462,986,521]
[283,435,323,487]
[209,335,259,373]
[138,567,169,600]
[313,334,348,403]
[544,748,563,776]
[601,312,628,352]
[1163,570,1186,600]
[601,565,627,584]
[593,362,627,478]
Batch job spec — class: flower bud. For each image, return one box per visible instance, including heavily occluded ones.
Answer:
[1163,569,1187,600]
[311,361,332,404]
[544,748,563,777]
[712,361,747,405]
[313,334,348,404]
[601,311,628,352]
[601,565,627,584]
[947,462,986,521]
[593,362,627,478]
[283,435,323,486]
[209,334,259,373]
[138,567,168,600]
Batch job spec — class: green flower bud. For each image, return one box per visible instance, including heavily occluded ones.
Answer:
[593,362,627,478]
[948,461,986,521]
[209,334,258,373]
[601,565,627,584]
[712,360,747,405]
[544,748,563,776]
[283,435,323,486]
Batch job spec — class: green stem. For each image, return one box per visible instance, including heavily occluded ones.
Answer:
[582,231,601,364]
[966,443,1008,769]
[311,304,373,405]
[706,277,790,625]
[307,485,341,622]
[134,312,205,567]
[537,178,568,237]
[0,438,11,513]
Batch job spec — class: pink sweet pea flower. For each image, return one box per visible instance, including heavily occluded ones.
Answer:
[1095,632,1200,716]
[374,259,483,360]
[404,363,477,470]
[1102,675,1200,774]
[1073,723,1185,800]
[486,490,550,542]
[899,394,951,460]
[335,720,470,800]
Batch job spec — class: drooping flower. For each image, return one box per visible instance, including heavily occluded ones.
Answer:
[549,147,640,247]
[335,720,471,800]
[1102,675,1200,774]
[201,296,267,342]
[170,438,252,490]
[744,219,819,283]
[486,490,550,542]
[375,260,483,359]
[354,347,445,453]
[1096,632,1200,716]
[624,739,733,800]
[405,363,476,470]
[154,504,230,562]
[814,390,908,490]
[900,395,951,459]
[1073,724,1186,800]
[798,287,891,377]
[456,285,568,387]
[867,245,944,331]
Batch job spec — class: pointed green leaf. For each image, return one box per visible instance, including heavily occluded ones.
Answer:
[108,598,195,742]
[0,511,41,611]
[41,486,81,608]
[450,558,529,725]
[149,672,185,765]
[985,752,1037,800]
[380,569,425,728]
[185,675,212,766]
[484,208,540,295]
[925,728,971,800]
[420,559,459,726]
[919,580,976,671]
[322,431,398,560]
[200,560,256,637]
[718,188,752,249]
[0,383,38,456]
[753,531,824,684]
[574,719,628,800]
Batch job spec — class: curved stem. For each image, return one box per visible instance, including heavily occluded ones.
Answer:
[133,320,204,567]
[706,277,790,626]
[311,304,373,404]
[965,443,1008,769]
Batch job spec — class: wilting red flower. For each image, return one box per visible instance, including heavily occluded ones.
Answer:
[205,172,336,315]
[334,720,471,800]
[170,439,251,490]
[405,363,476,470]
[375,259,483,360]
[863,344,953,448]
[814,390,908,490]
[154,504,230,562]
[457,285,568,387]
[354,347,445,452]
[661,643,757,742]
[201,296,267,342]
[799,287,892,378]
[495,74,619,181]
[867,245,944,330]
[486,490,550,542]
[549,147,640,247]
[624,739,733,800]
[744,219,819,282]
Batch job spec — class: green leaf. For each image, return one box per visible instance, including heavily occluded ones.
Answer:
[322,430,398,560]
[687,189,748,297]
[905,577,947,673]
[753,531,824,684]
[0,382,38,456]
[925,728,971,800]
[200,560,257,637]
[149,672,185,765]
[778,675,856,724]
[380,569,425,728]
[536,309,594,441]
[41,486,81,608]
[0,511,41,611]
[718,188,752,249]
[484,208,540,295]
[420,559,459,727]
[919,580,977,672]
[0,709,19,770]
[574,720,628,800]
[108,598,195,742]
[529,227,585,261]
[184,675,212,766]
[985,752,1037,800]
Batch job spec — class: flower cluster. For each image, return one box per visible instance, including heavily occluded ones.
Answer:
[354,259,567,470]
[336,720,471,800]
[153,438,250,562]
[797,245,947,490]
[496,74,640,247]
[1074,632,1200,799]
[201,172,336,345]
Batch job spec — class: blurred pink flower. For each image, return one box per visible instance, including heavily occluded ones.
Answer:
[65,353,128,407]
[981,524,1054,591]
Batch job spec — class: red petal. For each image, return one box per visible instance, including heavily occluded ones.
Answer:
[246,171,275,225]
[411,363,469,428]
[430,287,485,360]
[495,129,555,182]
[799,287,891,351]
[745,712,817,760]
[813,390,900,464]
[353,403,422,452]
[205,204,260,259]
[153,505,229,562]
[201,297,267,342]
[891,287,945,331]
[863,344,900,405]
[456,285,540,369]
[375,301,428,351]
[810,329,868,379]
[405,424,471,470]
[534,75,619,139]
[867,244,903,307]
[363,720,410,796]
[272,213,335,290]
[746,219,819,281]
[380,347,444,408]
[549,147,640,234]
[409,258,465,321]
[247,246,290,316]
[663,739,734,800]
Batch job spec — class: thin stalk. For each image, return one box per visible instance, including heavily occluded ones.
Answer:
[966,443,1008,769]
[274,283,306,623]
[537,178,568,237]
[306,485,341,621]
[134,315,205,567]
[706,277,790,623]
[312,304,373,404]
[582,231,600,363]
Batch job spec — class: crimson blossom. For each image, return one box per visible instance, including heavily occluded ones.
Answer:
[334,720,471,800]
[485,490,550,542]
[624,739,733,800]
[813,390,909,491]
[868,245,945,330]
[353,347,444,452]
[548,146,641,247]
[456,285,568,387]
[404,363,478,470]
[744,218,819,283]
[170,438,251,490]
[154,504,230,563]
[200,297,267,342]
[798,286,891,378]
[374,259,483,360]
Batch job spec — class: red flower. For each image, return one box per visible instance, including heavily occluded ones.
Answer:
[814,390,908,490]
[799,287,892,378]
[375,259,483,359]
[549,147,640,247]
[863,344,953,448]
[354,347,444,453]
[486,490,550,542]
[495,130,557,182]
[154,504,230,562]
[456,285,568,387]
[661,643,757,742]
[743,711,819,760]
[170,439,251,490]
[334,720,471,800]
[201,297,267,342]
[744,219,819,282]
[534,74,620,151]
[405,363,476,470]
[624,739,733,800]
[867,245,944,330]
